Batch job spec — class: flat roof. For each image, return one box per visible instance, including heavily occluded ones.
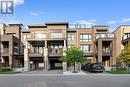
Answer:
[93,25,109,27]
[8,23,23,26]
[28,24,47,28]
[112,25,130,33]
[45,22,69,25]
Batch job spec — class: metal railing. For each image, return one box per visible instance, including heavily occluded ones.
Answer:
[48,48,63,55]
[28,49,44,54]
[96,34,114,39]
[1,48,9,53]
[122,33,130,40]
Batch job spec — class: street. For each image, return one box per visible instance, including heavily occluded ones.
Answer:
[0,74,130,87]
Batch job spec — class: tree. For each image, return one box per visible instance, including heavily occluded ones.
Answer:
[60,47,86,73]
[118,44,130,71]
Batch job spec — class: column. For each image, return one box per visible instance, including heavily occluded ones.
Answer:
[98,40,102,63]
[24,41,30,71]
[1,44,4,63]
[105,60,108,67]
[63,40,67,72]
[44,40,48,71]
[9,41,13,68]
[1,57,5,63]
[112,39,116,66]
[110,56,112,67]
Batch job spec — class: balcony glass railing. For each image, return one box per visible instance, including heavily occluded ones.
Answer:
[102,48,112,53]
[29,49,43,54]
[83,51,93,53]
[96,34,114,39]
[94,48,112,54]
[48,48,63,55]
[122,33,130,40]
[1,48,9,53]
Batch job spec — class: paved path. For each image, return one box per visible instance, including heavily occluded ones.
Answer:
[0,74,130,87]
[22,70,63,74]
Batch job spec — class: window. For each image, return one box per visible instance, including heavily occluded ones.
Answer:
[68,34,75,40]
[33,45,43,54]
[50,29,63,38]
[80,34,92,41]
[35,33,46,38]
[80,45,91,53]
[124,29,130,33]
[51,33,62,38]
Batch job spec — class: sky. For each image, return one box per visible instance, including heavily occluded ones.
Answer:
[0,0,130,32]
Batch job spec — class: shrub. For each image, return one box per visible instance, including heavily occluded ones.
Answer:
[111,67,127,71]
[0,67,12,72]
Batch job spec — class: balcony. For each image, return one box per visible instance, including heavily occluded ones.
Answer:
[28,49,43,57]
[96,34,114,39]
[1,48,9,56]
[84,52,94,57]
[102,49,112,56]
[94,48,112,56]
[122,33,130,41]
[48,48,63,57]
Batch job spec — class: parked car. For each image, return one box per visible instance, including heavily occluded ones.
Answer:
[88,63,105,72]
[81,63,91,71]
[82,63,105,73]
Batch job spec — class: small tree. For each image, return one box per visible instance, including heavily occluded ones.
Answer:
[118,44,130,71]
[60,47,86,73]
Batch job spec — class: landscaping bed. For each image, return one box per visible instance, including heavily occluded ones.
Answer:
[107,70,130,74]
[106,67,130,74]
[0,67,21,74]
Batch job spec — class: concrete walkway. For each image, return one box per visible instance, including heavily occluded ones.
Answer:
[63,71,86,75]
[21,70,63,74]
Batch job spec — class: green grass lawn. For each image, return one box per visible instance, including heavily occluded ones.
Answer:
[106,70,130,74]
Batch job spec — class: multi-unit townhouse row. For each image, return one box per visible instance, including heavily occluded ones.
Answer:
[0,22,130,71]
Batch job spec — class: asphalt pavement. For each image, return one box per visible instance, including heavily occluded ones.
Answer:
[0,74,130,87]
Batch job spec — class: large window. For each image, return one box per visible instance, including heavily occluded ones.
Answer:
[50,29,63,38]
[80,34,92,41]
[68,34,75,40]
[80,45,91,53]
[35,33,46,38]
[33,45,44,54]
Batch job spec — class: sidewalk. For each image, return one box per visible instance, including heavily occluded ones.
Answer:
[63,71,86,75]
[21,70,63,74]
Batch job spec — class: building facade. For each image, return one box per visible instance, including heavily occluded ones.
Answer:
[0,23,24,68]
[0,22,130,71]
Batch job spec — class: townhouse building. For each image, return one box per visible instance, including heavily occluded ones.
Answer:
[0,22,130,71]
[117,26,130,57]
[0,23,23,68]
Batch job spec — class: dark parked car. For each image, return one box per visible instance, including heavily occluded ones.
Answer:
[89,63,105,72]
[81,63,91,71]
[82,63,105,73]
